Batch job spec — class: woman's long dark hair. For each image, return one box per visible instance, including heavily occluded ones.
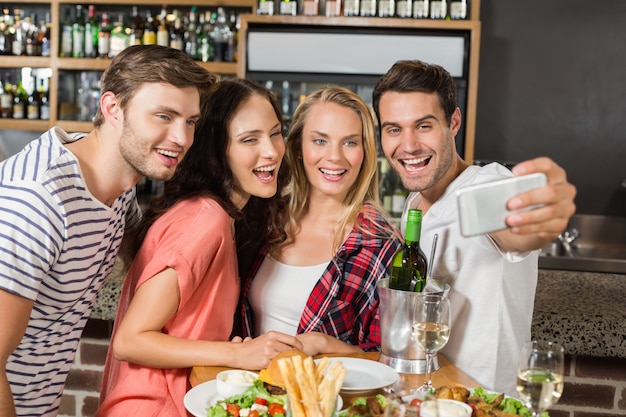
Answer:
[125,78,289,276]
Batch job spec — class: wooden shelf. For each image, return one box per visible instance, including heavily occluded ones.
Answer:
[0,0,255,131]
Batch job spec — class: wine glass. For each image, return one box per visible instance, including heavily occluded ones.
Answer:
[516,340,564,417]
[412,294,451,392]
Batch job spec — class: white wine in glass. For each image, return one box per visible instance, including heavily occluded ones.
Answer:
[412,294,451,392]
[516,341,564,416]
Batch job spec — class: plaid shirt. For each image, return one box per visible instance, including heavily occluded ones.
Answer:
[238,203,402,351]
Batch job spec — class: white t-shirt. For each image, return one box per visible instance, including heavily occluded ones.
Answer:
[249,255,327,336]
[402,163,538,396]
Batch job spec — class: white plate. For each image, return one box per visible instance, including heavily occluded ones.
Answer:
[317,357,399,394]
[184,379,344,417]
[184,380,222,417]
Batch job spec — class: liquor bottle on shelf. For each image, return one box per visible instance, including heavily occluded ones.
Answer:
[27,77,41,120]
[184,7,199,59]
[279,0,298,16]
[12,13,26,56]
[60,8,73,57]
[129,6,144,46]
[389,208,428,292]
[429,0,446,19]
[258,0,275,15]
[343,0,360,16]
[198,12,215,63]
[109,14,130,58]
[379,159,393,214]
[142,10,157,45]
[84,5,98,58]
[413,0,429,18]
[12,80,27,120]
[38,79,50,121]
[0,78,12,118]
[38,15,51,57]
[156,18,169,47]
[391,179,407,218]
[97,12,111,59]
[302,0,320,16]
[72,5,85,58]
[396,0,412,17]
[325,0,342,16]
[212,7,232,62]
[449,0,467,19]
[169,16,185,51]
[378,0,394,17]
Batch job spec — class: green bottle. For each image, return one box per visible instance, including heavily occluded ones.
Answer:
[389,209,428,292]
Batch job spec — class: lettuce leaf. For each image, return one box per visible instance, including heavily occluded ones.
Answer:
[472,387,549,417]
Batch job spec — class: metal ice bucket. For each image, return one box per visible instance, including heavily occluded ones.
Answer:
[377,278,449,374]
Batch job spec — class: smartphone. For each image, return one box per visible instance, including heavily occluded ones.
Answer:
[456,173,548,237]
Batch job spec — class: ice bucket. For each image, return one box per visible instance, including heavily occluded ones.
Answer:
[377,278,449,374]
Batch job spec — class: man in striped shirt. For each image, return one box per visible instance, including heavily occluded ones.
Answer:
[0,45,217,417]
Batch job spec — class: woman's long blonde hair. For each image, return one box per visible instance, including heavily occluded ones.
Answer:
[284,86,393,252]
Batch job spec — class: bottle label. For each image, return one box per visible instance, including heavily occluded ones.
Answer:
[344,0,360,15]
[450,2,467,19]
[378,0,395,17]
[280,1,298,15]
[258,1,275,15]
[40,103,50,120]
[27,103,39,120]
[396,0,412,17]
[360,0,377,16]
[430,1,446,19]
[12,104,25,119]
[413,0,428,18]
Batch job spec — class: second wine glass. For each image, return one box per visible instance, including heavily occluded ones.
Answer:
[516,340,564,417]
[412,293,451,392]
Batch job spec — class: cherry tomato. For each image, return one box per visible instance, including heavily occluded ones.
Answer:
[226,404,241,417]
[409,397,422,414]
[268,402,286,416]
[254,398,268,406]
[249,410,260,417]
[469,403,478,416]
[409,398,422,408]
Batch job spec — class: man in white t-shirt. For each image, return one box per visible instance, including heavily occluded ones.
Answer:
[0,45,217,417]
[372,60,576,395]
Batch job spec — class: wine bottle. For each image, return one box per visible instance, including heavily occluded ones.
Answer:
[389,209,428,292]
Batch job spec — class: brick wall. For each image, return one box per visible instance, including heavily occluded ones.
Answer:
[59,320,112,417]
[60,319,626,417]
[549,355,626,417]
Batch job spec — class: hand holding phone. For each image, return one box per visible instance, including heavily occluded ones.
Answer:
[456,173,548,237]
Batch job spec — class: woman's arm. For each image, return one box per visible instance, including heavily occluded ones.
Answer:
[112,267,302,370]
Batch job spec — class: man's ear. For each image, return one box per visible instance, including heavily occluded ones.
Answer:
[100,91,121,128]
[450,107,462,136]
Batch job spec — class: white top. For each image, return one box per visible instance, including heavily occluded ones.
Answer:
[401,163,538,396]
[249,255,327,335]
[0,128,139,416]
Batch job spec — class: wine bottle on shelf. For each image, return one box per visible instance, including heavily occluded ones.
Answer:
[325,0,342,16]
[84,5,98,58]
[129,6,144,46]
[60,8,73,57]
[71,5,85,58]
[379,159,393,214]
[97,12,111,59]
[389,208,428,292]
[0,78,12,118]
[27,77,41,120]
[12,80,27,119]
[302,0,320,16]
[391,179,407,218]
[378,0,394,17]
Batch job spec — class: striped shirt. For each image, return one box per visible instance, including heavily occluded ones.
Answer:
[0,127,140,417]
